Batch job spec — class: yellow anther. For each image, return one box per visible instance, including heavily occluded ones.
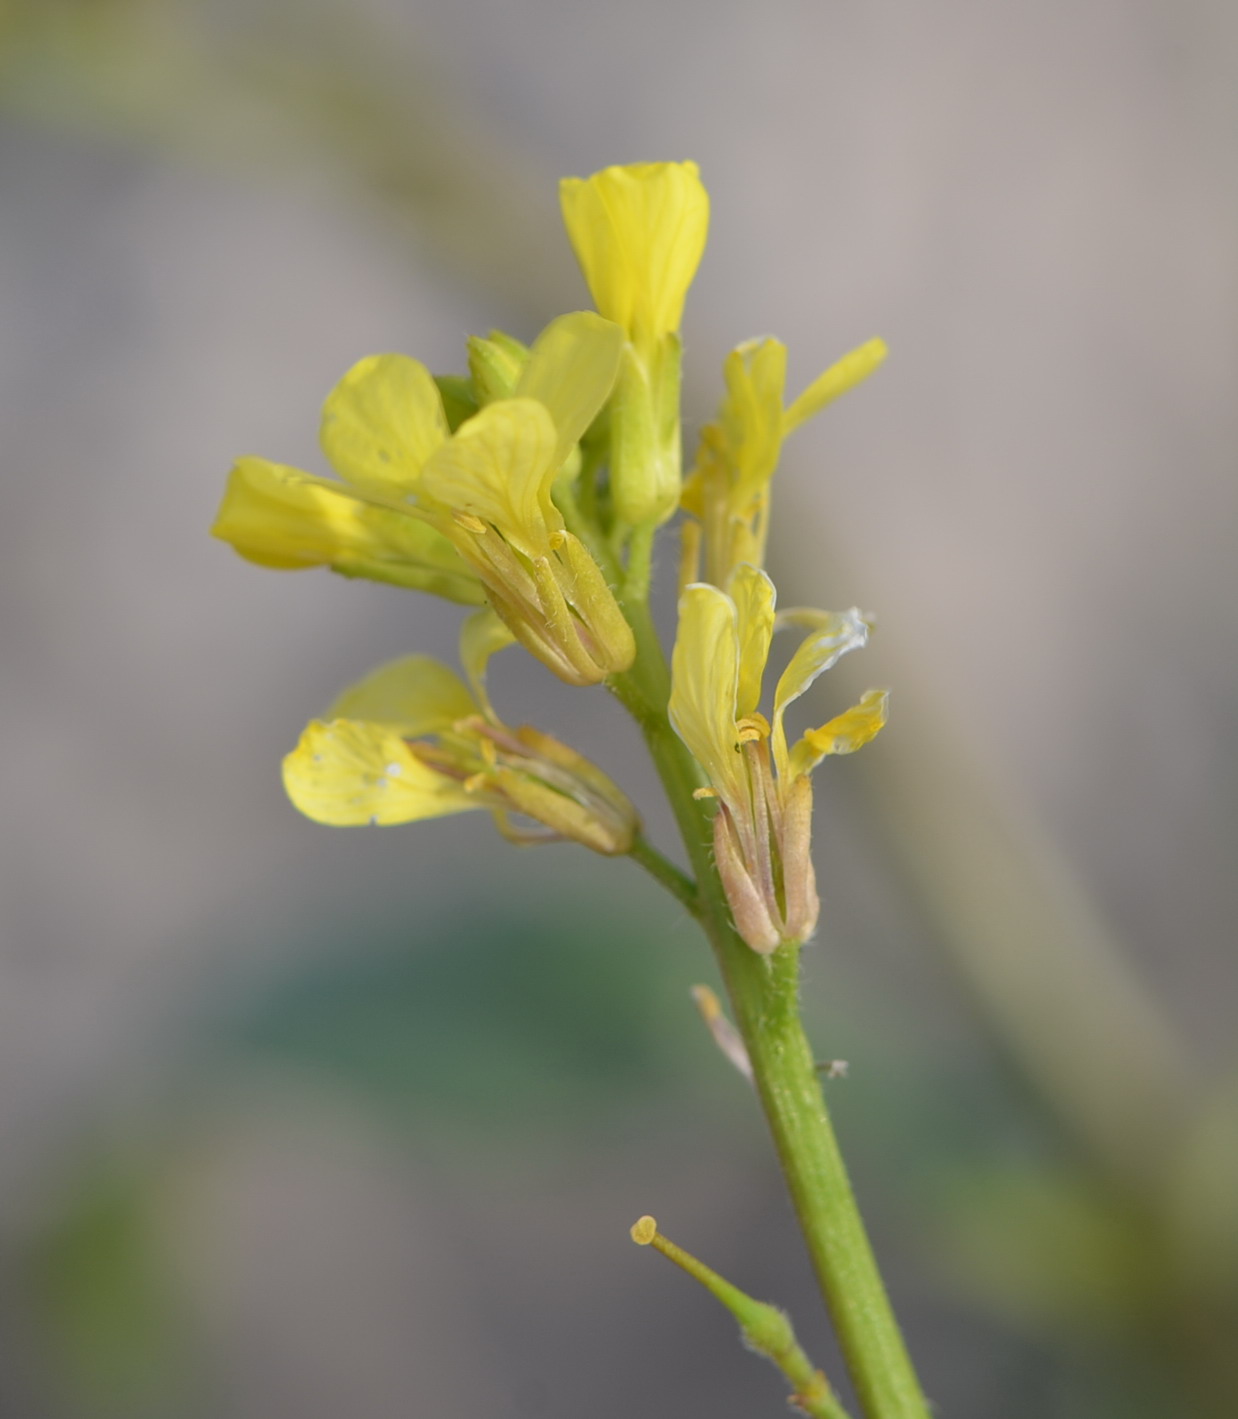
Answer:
[692,786,718,800]
[452,510,488,535]
[462,772,488,794]
[736,712,770,743]
[630,1215,659,1246]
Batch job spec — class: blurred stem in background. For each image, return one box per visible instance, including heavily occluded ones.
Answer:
[3,2,1235,1415]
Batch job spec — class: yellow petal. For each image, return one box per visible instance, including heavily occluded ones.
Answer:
[458,607,515,715]
[515,311,624,469]
[212,457,484,602]
[723,338,788,507]
[418,399,559,559]
[668,583,745,805]
[781,338,888,436]
[326,655,476,736]
[771,607,871,773]
[791,689,889,778]
[727,564,776,720]
[283,719,477,826]
[559,161,709,347]
[319,353,448,492]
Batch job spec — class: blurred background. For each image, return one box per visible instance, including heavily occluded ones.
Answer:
[0,1,1235,1415]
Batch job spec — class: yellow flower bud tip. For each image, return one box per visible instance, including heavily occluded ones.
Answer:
[560,162,709,348]
[630,1215,659,1247]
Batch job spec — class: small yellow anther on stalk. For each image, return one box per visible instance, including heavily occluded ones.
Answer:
[627,1217,853,1419]
[630,1214,658,1246]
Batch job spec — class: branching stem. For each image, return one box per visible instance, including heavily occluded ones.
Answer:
[613,596,931,1419]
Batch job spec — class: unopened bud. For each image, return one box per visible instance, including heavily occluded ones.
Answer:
[466,329,530,404]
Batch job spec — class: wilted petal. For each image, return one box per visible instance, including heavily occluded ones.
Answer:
[771,607,870,772]
[791,689,890,778]
[782,338,888,436]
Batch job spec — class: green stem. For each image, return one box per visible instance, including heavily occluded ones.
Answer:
[629,835,701,917]
[622,521,657,603]
[632,1216,854,1419]
[612,600,931,1419]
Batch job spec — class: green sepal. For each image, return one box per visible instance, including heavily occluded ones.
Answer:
[433,375,479,431]
[609,335,682,528]
[331,555,487,604]
[467,330,530,404]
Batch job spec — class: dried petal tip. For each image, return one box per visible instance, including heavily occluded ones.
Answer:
[630,1216,658,1246]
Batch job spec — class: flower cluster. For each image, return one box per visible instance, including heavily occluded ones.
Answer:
[213,160,888,949]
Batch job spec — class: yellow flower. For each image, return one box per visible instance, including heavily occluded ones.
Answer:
[680,336,887,588]
[213,311,634,684]
[560,162,709,528]
[416,310,637,680]
[669,564,888,952]
[282,610,639,854]
[214,353,484,602]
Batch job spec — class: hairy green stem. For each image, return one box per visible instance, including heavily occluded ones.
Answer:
[613,599,930,1419]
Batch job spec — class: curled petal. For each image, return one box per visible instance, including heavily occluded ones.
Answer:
[326,655,476,736]
[782,338,888,436]
[771,607,871,774]
[283,719,477,826]
[791,689,889,778]
[320,354,448,492]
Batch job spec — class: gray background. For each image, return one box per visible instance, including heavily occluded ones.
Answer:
[0,2,1234,1415]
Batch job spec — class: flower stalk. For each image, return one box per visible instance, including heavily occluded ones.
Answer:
[215,157,930,1419]
[630,1215,853,1419]
[612,610,931,1419]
